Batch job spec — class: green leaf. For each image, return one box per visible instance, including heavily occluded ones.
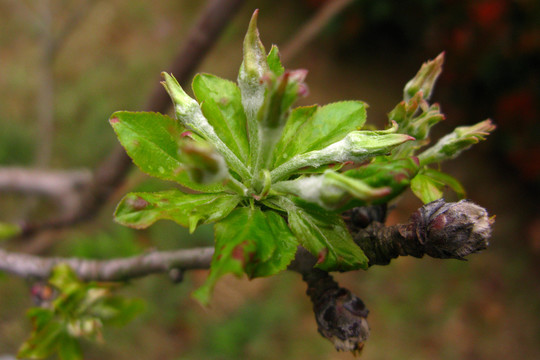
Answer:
[251,71,308,175]
[161,73,251,179]
[49,264,81,294]
[276,101,367,166]
[248,210,298,278]
[422,168,466,199]
[410,173,445,203]
[280,198,368,271]
[57,334,83,360]
[272,105,317,167]
[271,126,414,182]
[0,222,21,239]
[342,157,420,206]
[272,170,392,210]
[404,52,444,101]
[415,168,466,201]
[114,190,240,232]
[93,297,146,326]
[238,10,269,166]
[267,45,284,76]
[192,207,298,305]
[20,264,143,360]
[176,139,229,185]
[192,73,250,163]
[18,319,64,359]
[418,119,496,165]
[109,111,225,192]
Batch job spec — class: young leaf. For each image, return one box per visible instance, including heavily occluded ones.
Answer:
[109,111,225,192]
[49,263,81,293]
[422,168,466,199]
[410,173,445,203]
[0,222,21,239]
[57,334,83,360]
[272,105,318,166]
[248,210,298,278]
[267,45,284,76]
[276,101,367,166]
[418,119,496,165]
[238,10,269,167]
[271,126,414,182]
[92,296,147,326]
[410,168,466,204]
[251,70,308,177]
[18,318,65,359]
[404,52,444,101]
[192,207,298,305]
[114,190,240,232]
[342,157,420,206]
[192,73,250,163]
[161,73,250,179]
[278,198,368,271]
[272,170,391,210]
[177,139,229,185]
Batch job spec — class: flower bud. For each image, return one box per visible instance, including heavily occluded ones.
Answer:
[161,72,200,122]
[418,119,496,165]
[404,52,444,101]
[239,10,268,86]
[408,199,493,259]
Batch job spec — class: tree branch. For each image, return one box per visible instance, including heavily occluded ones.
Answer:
[280,0,356,63]
[345,199,494,266]
[0,246,214,282]
[0,167,92,214]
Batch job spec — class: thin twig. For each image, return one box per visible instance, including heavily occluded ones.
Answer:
[0,247,214,282]
[47,0,96,63]
[280,0,356,63]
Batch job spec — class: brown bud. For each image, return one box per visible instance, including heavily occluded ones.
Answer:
[408,199,493,259]
[313,287,370,354]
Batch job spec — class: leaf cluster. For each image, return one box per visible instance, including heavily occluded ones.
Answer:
[110,11,494,304]
[18,264,144,360]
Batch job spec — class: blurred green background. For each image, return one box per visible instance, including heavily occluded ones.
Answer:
[1,0,539,359]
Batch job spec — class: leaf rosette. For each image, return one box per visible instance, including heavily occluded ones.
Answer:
[110,10,494,304]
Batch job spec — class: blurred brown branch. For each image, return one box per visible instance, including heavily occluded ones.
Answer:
[0,167,92,215]
[281,0,356,63]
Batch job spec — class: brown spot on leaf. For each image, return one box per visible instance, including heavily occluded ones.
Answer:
[128,197,149,211]
[231,240,254,267]
[109,117,119,124]
[317,248,329,265]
